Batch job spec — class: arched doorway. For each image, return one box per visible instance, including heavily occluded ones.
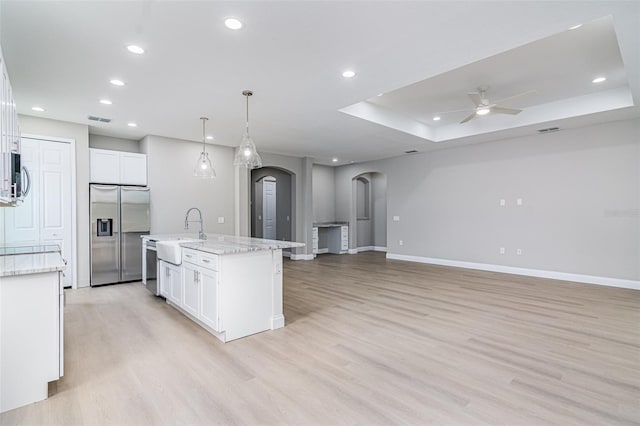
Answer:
[251,167,295,253]
[351,172,387,252]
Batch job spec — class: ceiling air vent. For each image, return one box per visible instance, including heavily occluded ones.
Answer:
[88,115,112,123]
[404,150,418,154]
[537,126,560,134]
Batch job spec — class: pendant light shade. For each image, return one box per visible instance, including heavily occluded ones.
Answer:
[234,90,263,169]
[194,117,215,178]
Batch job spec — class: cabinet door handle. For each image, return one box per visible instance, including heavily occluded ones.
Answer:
[201,259,210,263]
[166,267,170,277]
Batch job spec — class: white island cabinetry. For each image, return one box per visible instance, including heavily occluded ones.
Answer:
[154,234,303,342]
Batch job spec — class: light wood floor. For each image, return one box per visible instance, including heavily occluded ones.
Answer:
[2,252,639,425]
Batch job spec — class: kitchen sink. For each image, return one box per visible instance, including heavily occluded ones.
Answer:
[156,239,197,265]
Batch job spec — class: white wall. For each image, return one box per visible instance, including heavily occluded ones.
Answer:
[140,135,235,235]
[312,164,336,223]
[89,134,140,153]
[16,114,91,287]
[336,119,640,282]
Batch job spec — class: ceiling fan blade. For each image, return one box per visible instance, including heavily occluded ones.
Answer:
[432,107,475,115]
[460,112,477,124]
[468,92,483,107]
[494,89,536,105]
[491,106,522,115]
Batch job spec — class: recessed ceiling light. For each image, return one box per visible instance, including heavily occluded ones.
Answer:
[568,24,582,30]
[110,79,125,86]
[433,116,441,121]
[332,158,338,162]
[31,106,45,112]
[342,70,356,78]
[476,108,491,116]
[99,99,112,105]
[127,45,145,54]
[206,135,214,140]
[127,122,137,127]
[224,18,243,30]
[592,77,606,83]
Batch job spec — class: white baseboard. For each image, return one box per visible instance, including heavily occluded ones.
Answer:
[385,253,640,291]
[316,248,329,254]
[270,314,285,330]
[348,249,358,254]
[356,246,388,253]
[290,253,314,261]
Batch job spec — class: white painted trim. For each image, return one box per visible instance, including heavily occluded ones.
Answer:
[355,246,388,253]
[348,249,358,254]
[316,248,329,254]
[290,253,314,261]
[385,253,640,290]
[22,134,78,289]
[21,133,74,144]
[270,314,285,330]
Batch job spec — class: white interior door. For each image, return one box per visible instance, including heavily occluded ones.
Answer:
[4,138,73,287]
[263,179,276,240]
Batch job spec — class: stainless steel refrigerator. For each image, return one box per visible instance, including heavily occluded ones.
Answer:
[90,184,150,286]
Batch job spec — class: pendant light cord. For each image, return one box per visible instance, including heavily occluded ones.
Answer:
[245,93,250,133]
[201,117,208,152]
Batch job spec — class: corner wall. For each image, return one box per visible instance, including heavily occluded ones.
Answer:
[140,135,235,235]
[335,118,640,284]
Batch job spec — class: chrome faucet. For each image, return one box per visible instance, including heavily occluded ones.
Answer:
[184,207,206,240]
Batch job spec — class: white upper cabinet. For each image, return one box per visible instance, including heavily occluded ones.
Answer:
[0,46,22,206]
[89,148,147,186]
[119,152,147,186]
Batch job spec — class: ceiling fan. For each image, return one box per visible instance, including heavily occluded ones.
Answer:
[436,86,535,124]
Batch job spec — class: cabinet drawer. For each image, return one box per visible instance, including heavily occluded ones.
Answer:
[182,249,198,264]
[198,253,219,271]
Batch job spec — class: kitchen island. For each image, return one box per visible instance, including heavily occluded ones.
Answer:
[145,234,303,342]
[0,245,65,413]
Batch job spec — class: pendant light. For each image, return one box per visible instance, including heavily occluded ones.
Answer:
[194,117,216,178]
[233,90,263,169]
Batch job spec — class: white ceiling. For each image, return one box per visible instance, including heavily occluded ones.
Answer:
[1,1,639,165]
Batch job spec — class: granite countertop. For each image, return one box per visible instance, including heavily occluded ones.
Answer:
[142,233,200,242]
[180,234,305,255]
[0,251,66,277]
[313,222,348,227]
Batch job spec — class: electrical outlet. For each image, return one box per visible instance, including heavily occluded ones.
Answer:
[499,247,505,255]
[399,240,403,246]
[516,198,523,206]
[517,248,523,255]
[393,216,400,222]
[217,217,225,224]
[499,199,506,206]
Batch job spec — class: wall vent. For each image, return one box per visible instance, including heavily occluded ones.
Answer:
[404,150,418,154]
[537,126,560,134]
[88,115,112,123]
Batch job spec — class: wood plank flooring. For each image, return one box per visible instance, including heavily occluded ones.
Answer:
[1,252,639,425]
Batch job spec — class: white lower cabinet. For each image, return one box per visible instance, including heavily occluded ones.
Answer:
[159,260,182,304]
[180,249,221,332]
[182,262,200,318]
[199,268,219,331]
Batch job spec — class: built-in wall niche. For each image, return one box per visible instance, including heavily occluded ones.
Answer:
[356,176,370,220]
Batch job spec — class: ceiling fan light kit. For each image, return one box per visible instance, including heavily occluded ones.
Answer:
[450,86,532,124]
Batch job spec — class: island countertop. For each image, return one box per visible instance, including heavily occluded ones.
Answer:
[179,234,304,255]
[0,251,66,277]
